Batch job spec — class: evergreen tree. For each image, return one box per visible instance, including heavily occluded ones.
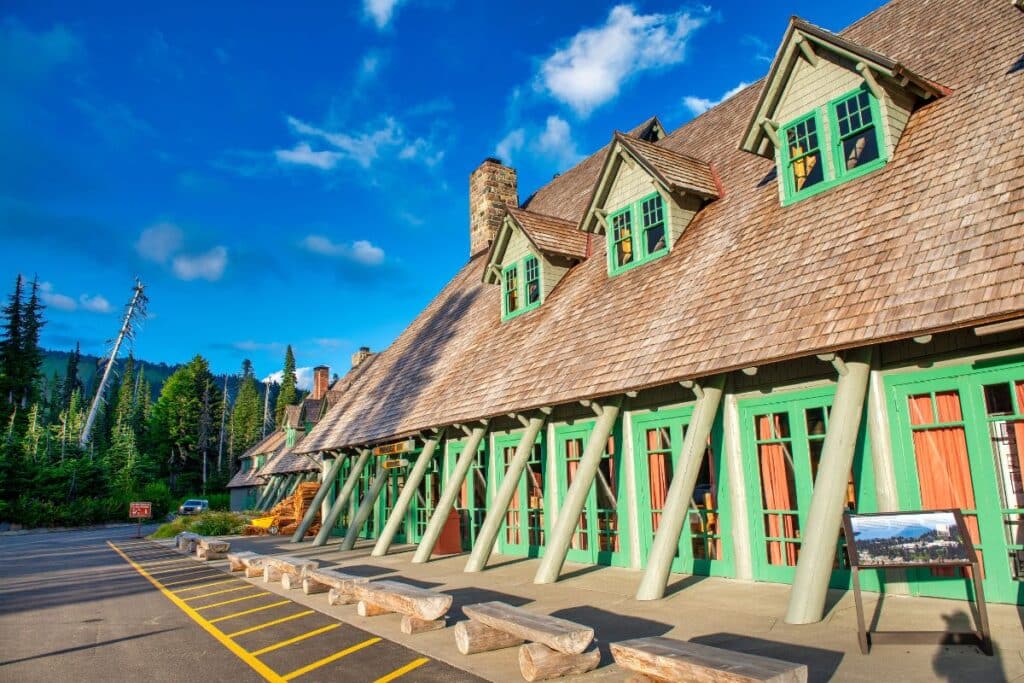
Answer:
[0,275,24,413]
[61,342,82,413]
[20,276,45,407]
[274,345,297,427]
[229,359,262,463]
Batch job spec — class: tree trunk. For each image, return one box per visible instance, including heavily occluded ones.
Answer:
[462,602,593,655]
[356,600,392,617]
[353,580,452,621]
[400,615,446,634]
[453,620,524,655]
[518,643,601,682]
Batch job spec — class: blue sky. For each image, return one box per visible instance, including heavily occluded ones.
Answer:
[1,0,885,384]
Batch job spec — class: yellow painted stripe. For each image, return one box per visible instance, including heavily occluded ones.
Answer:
[163,574,224,588]
[225,610,314,638]
[374,658,430,683]
[195,592,271,611]
[280,637,381,681]
[174,579,235,593]
[106,541,285,683]
[150,566,209,577]
[138,558,190,568]
[185,585,254,601]
[249,623,341,656]
[209,600,291,624]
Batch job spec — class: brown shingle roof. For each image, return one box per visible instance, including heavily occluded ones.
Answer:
[615,133,719,199]
[261,431,320,474]
[299,0,1024,453]
[506,207,588,260]
[227,430,289,488]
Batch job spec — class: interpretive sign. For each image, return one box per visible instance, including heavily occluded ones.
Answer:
[843,510,991,655]
[129,501,152,539]
[373,439,416,457]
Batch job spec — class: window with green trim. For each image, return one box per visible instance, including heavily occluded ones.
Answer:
[607,192,669,275]
[779,85,887,205]
[501,255,543,320]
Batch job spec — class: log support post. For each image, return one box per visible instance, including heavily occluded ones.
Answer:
[340,465,388,550]
[465,414,547,572]
[314,449,372,546]
[401,615,446,634]
[636,375,725,600]
[412,421,490,563]
[291,454,346,542]
[785,347,873,624]
[373,429,445,556]
[357,601,392,617]
[535,398,623,584]
[254,476,282,511]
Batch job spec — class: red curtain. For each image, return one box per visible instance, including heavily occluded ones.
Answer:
[758,415,798,566]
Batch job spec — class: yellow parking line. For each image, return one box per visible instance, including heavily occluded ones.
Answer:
[226,610,315,638]
[150,566,209,576]
[138,558,190,568]
[185,585,255,601]
[374,658,430,683]
[163,574,223,588]
[175,579,235,593]
[209,600,291,624]
[106,541,285,683]
[280,637,381,681]
[196,592,271,611]
[249,623,341,656]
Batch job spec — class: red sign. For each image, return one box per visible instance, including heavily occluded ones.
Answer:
[129,502,152,519]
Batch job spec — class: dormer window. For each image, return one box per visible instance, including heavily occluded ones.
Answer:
[502,255,542,320]
[833,88,881,174]
[609,192,668,274]
[524,255,541,306]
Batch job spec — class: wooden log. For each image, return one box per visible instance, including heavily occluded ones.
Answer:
[454,620,525,655]
[328,588,355,606]
[281,573,299,590]
[462,602,593,655]
[245,564,264,579]
[303,577,330,595]
[263,564,283,583]
[227,552,259,572]
[304,567,370,594]
[353,580,452,621]
[263,555,319,578]
[609,637,808,683]
[401,615,446,635]
[357,600,393,617]
[519,643,601,682]
[196,547,227,561]
[199,539,231,553]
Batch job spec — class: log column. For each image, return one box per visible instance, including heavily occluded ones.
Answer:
[636,375,725,600]
[411,421,490,563]
[254,475,282,511]
[785,347,872,624]
[291,453,346,542]
[313,449,371,546]
[372,430,444,556]
[465,414,547,573]
[534,398,622,584]
[340,465,388,550]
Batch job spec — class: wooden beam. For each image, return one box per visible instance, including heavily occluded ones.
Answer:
[912,335,932,344]
[975,317,1024,336]
[372,430,445,556]
[794,34,818,66]
[856,61,884,99]
[741,367,758,376]
[312,449,371,546]
[759,118,781,149]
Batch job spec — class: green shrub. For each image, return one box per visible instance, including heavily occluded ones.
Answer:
[150,516,191,539]
[149,510,246,539]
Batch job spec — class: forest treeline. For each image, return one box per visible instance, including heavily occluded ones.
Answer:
[0,274,303,527]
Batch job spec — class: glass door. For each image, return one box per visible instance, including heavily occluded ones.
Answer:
[410,456,441,543]
[496,432,547,558]
[450,440,489,551]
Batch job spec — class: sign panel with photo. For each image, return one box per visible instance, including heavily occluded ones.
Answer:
[846,510,971,568]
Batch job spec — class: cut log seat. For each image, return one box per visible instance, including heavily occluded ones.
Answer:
[262,555,319,576]
[454,620,524,655]
[176,532,201,553]
[353,580,453,622]
[610,637,808,683]
[226,551,261,572]
[303,567,370,596]
[519,642,600,682]
[196,538,230,561]
[462,602,594,655]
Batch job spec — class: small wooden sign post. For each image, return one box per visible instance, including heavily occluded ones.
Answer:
[129,501,152,539]
[843,509,992,655]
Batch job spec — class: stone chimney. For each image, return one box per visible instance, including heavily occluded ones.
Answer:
[469,157,518,257]
[351,346,372,369]
[312,365,329,400]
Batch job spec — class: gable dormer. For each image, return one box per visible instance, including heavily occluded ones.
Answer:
[581,132,719,275]
[483,207,588,321]
[740,17,947,205]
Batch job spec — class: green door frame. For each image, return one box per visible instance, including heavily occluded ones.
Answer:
[494,431,547,558]
[553,420,630,568]
[739,386,877,587]
[886,355,1024,605]
[631,406,733,577]
[448,439,489,551]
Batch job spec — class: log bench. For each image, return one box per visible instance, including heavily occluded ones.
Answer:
[352,580,453,634]
[226,551,263,575]
[175,532,201,553]
[196,538,231,561]
[456,601,600,681]
[302,567,370,601]
[610,637,808,683]
[261,555,319,589]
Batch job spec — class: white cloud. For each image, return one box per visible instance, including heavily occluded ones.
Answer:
[234,340,285,352]
[281,116,404,169]
[535,116,581,166]
[399,137,444,167]
[172,246,228,281]
[275,142,343,170]
[683,81,750,116]
[39,282,77,312]
[136,222,183,263]
[264,367,314,391]
[495,128,526,164]
[539,5,705,116]
[300,235,385,265]
[364,0,403,29]
[79,293,112,313]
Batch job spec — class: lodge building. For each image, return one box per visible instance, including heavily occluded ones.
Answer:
[268,0,1019,625]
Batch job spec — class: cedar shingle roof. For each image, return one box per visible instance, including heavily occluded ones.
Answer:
[298,0,1024,453]
[226,430,289,488]
[261,431,320,474]
[506,207,588,260]
[615,133,720,199]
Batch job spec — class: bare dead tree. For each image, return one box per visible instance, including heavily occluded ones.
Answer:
[80,280,148,447]
[217,374,229,473]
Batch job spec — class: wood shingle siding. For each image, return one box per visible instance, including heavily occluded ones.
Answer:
[297,0,1024,453]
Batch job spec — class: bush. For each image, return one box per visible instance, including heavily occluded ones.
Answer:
[149,510,247,539]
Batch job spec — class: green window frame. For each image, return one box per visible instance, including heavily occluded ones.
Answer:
[779,85,887,206]
[607,191,671,276]
[501,254,543,321]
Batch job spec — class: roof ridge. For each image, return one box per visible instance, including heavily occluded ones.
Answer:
[508,205,577,225]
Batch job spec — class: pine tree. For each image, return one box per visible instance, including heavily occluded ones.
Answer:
[61,343,82,413]
[274,345,297,427]
[229,359,262,463]
[0,275,24,412]
[20,276,45,407]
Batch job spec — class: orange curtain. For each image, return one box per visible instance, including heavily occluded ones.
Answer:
[1015,384,1024,494]
[758,415,798,566]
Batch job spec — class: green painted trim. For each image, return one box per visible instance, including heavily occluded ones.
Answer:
[493,430,547,558]
[607,191,670,277]
[779,84,888,207]
[501,254,544,321]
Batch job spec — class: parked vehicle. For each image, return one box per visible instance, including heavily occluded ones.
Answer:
[178,499,209,515]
